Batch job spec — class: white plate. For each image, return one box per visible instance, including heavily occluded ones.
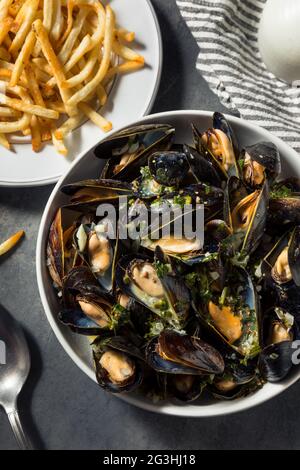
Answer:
[0,0,162,187]
[37,110,300,417]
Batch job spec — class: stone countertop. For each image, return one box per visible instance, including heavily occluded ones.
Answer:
[0,0,299,450]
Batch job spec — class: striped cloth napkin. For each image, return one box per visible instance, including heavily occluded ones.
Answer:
[176,0,300,153]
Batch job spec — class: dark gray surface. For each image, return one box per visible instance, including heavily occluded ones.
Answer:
[0,0,299,450]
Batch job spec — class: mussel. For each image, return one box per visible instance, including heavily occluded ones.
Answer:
[60,179,133,208]
[94,124,175,181]
[262,227,300,314]
[93,336,144,393]
[146,330,225,375]
[193,112,239,179]
[116,248,190,329]
[241,142,281,188]
[259,307,299,382]
[168,375,205,402]
[224,176,269,255]
[183,144,223,187]
[60,266,115,334]
[197,266,260,357]
[47,208,83,287]
[209,354,263,400]
[148,151,190,187]
[73,219,119,292]
[47,208,64,287]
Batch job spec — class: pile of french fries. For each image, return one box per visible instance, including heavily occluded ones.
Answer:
[0,0,144,155]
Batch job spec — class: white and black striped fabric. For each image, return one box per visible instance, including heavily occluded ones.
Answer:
[176,0,300,152]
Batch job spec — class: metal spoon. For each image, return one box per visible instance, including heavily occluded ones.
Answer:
[0,305,32,450]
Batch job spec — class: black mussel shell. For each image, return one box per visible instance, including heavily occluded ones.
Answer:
[93,336,144,393]
[148,330,225,375]
[63,266,103,299]
[47,208,64,287]
[259,307,299,382]
[58,309,108,335]
[224,176,269,255]
[60,179,133,207]
[183,144,223,187]
[241,142,281,188]
[148,151,189,187]
[168,374,205,402]
[213,112,239,159]
[259,342,294,383]
[95,124,175,181]
[268,197,300,228]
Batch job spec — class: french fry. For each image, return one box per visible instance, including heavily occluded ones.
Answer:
[62,46,98,89]
[32,57,53,76]
[112,40,144,63]
[103,60,145,86]
[0,47,11,62]
[58,0,74,46]
[54,113,83,140]
[10,30,35,86]
[46,100,65,113]
[9,0,39,53]
[0,230,24,256]
[52,131,67,156]
[0,0,13,23]
[43,0,53,31]
[8,0,25,18]
[30,114,41,151]
[68,5,115,106]
[0,132,10,149]
[97,83,107,106]
[79,102,112,132]
[0,106,20,117]
[57,7,89,65]
[50,0,63,42]
[0,93,59,119]
[0,17,13,47]
[115,28,135,43]
[32,19,75,116]
[25,64,45,106]
[0,0,144,155]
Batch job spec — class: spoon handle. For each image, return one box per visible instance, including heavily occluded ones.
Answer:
[7,408,33,450]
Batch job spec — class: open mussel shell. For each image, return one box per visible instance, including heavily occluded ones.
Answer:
[210,351,259,399]
[193,112,239,180]
[59,306,111,335]
[259,307,299,382]
[93,336,144,393]
[94,124,175,181]
[183,144,223,187]
[146,330,224,375]
[262,227,300,289]
[73,219,120,292]
[148,151,189,187]
[47,207,84,287]
[168,375,206,402]
[60,179,133,208]
[199,266,260,357]
[224,176,269,255]
[115,249,190,329]
[241,142,281,188]
[61,266,115,334]
[47,208,64,287]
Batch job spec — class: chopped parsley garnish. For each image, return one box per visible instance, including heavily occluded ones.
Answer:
[270,185,293,199]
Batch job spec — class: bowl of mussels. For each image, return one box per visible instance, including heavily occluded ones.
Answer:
[36,110,300,417]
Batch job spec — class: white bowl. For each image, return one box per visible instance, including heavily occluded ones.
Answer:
[36,110,300,417]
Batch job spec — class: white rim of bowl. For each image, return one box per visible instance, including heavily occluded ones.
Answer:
[36,110,300,417]
[1,0,162,188]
